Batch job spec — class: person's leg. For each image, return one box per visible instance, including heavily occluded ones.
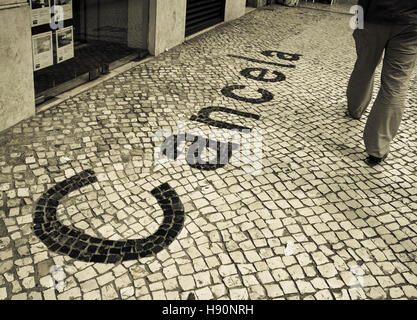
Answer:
[364,25,417,159]
[346,24,389,119]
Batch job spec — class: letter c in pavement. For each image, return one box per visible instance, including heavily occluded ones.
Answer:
[33,169,185,263]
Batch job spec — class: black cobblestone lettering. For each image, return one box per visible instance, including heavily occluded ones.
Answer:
[240,68,286,83]
[227,54,296,68]
[221,85,274,104]
[161,133,239,170]
[33,170,185,263]
[190,106,260,131]
[261,50,302,61]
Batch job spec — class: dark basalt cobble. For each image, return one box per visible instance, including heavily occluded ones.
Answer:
[221,85,274,104]
[33,170,185,263]
[227,54,297,68]
[190,106,261,131]
[240,68,287,83]
[260,50,302,61]
[160,133,239,170]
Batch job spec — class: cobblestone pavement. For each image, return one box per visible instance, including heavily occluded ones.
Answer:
[0,3,416,300]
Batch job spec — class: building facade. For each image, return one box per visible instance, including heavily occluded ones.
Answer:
[0,0,247,132]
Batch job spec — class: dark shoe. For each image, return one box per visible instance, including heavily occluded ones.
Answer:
[365,154,388,167]
[345,111,360,120]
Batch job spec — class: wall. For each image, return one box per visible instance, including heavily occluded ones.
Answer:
[0,1,35,133]
[148,0,187,56]
[225,0,246,22]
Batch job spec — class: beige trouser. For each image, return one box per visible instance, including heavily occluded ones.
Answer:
[347,23,417,158]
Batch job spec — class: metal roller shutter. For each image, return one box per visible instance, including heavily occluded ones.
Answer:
[185,0,225,37]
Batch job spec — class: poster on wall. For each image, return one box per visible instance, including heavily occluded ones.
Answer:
[32,32,54,71]
[56,26,74,63]
[54,0,73,21]
[30,0,51,27]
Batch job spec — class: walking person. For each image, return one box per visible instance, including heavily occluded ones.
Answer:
[346,0,417,166]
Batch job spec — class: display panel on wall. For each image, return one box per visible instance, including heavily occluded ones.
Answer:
[30,0,51,27]
[54,0,73,20]
[31,0,141,101]
[30,0,74,70]
[31,0,74,26]
[56,26,75,63]
[32,32,54,71]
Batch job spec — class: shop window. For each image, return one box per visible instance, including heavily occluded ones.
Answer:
[30,0,149,104]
